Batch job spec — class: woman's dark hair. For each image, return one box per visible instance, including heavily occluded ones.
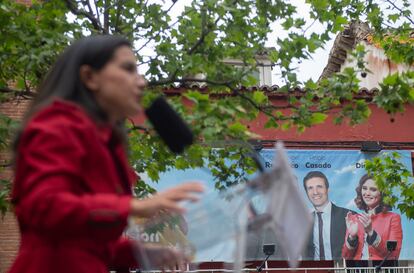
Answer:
[354,174,391,213]
[14,35,132,152]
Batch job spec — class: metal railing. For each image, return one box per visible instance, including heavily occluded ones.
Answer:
[345,267,414,273]
[127,266,414,273]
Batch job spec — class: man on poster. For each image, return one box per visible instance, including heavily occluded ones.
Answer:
[303,171,351,261]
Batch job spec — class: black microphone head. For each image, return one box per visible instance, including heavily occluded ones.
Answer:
[145,96,194,154]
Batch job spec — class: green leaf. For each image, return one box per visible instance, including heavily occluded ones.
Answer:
[174,157,188,169]
[252,91,267,105]
[228,122,247,135]
[333,16,347,32]
[383,73,398,85]
[16,79,25,89]
[305,79,318,90]
[409,89,414,100]
[264,117,279,129]
[281,122,291,131]
[310,113,328,124]
[184,91,209,103]
[388,13,400,23]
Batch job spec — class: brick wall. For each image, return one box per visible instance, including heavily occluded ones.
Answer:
[1,0,33,271]
[15,0,32,6]
[0,213,19,273]
[0,98,31,273]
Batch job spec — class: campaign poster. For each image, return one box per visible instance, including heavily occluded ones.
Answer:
[133,149,414,262]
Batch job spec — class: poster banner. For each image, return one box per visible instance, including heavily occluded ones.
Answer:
[134,149,414,262]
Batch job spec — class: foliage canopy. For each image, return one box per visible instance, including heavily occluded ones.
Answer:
[0,0,413,216]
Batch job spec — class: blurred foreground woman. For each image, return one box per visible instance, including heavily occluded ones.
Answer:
[9,35,203,273]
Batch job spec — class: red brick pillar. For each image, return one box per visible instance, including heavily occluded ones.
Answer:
[0,213,20,273]
[2,0,33,271]
[0,99,31,273]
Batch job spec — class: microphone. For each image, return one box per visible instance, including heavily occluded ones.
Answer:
[257,244,275,272]
[145,96,194,154]
[375,240,398,272]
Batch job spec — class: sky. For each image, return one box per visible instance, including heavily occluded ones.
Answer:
[263,0,336,85]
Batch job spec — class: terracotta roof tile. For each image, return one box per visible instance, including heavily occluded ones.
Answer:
[161,84,377,97]
[319,21,371,80]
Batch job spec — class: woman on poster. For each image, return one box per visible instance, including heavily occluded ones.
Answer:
[342,174,402,260]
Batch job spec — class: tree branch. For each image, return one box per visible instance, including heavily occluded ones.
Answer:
[147,66,350,127]
[385,0,414,25]
[187,10,220,55]
[187,30,208,55]
[83,0,96,21]
[126,0,151,35]
[114,0,124,34]
[187,4,208,55]
[149,76,293,122]
[93,0,102,26]
[127,125,150,133]
[134,1,181,52]
[262,103,299,110]
[230,87,292,120]
[147,76,235,87]
[103,0,110,34]
[0,162,11,168]
[63,0,104,32]
[302,18,318,35]
[0,87,36,98]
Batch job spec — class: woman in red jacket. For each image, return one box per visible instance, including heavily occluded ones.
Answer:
[8,35,204,273]
[342,174,402,260]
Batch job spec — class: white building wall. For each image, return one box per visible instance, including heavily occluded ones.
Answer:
[341,42,413,90]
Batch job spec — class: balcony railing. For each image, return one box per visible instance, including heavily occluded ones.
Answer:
[127,266,414,273]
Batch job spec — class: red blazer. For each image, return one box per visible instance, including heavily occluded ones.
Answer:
[342,211,402,260]
[9,100,138,273]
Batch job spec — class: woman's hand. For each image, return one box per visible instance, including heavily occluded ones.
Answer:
[358,212,373,236]
[346,212,359,239]
[130,182,204,218]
